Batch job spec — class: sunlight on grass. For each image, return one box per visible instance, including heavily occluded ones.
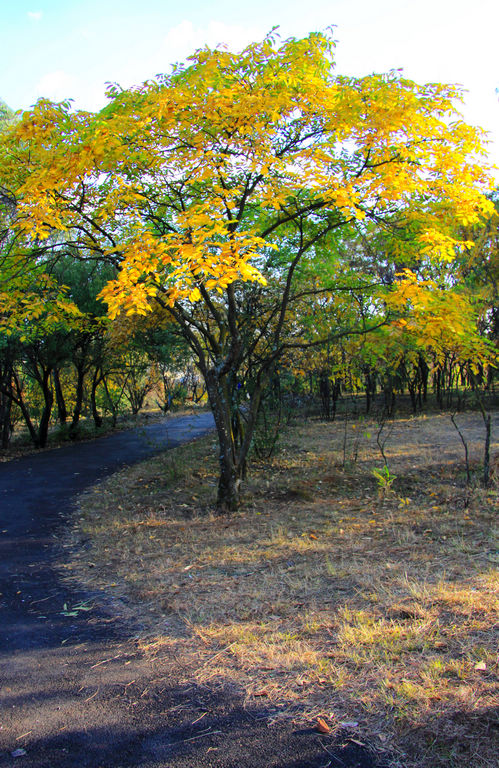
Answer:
[63,412,499,768]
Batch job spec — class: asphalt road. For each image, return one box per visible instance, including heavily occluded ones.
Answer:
[0,413,381,768]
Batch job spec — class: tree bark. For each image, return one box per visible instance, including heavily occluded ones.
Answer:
[205,369,241,511]
[0,363,14,448]
[0,391,13,448]
[53,368,67,424]
[91,368,103,428]
[37,368,54,448]
[70,363,86,432]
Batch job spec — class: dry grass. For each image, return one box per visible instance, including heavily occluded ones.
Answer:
[63,410,499,768]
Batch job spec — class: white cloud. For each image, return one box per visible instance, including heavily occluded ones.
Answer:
[27,11,42,21]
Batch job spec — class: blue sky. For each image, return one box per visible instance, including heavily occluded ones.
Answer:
[2,0,498,169]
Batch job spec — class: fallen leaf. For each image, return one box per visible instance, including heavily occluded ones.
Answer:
[12,749,27,758]
[474,661,487,671]
[340,721,359,728]
[253,689,268,697]
[316,717,330,734]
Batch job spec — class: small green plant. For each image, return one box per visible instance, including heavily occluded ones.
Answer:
[325,555,337,576]
[372,465,396,498]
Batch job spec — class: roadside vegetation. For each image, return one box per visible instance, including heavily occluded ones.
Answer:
[64,408,498,768]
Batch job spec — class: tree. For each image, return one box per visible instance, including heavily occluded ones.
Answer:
[0,288,81,447]
[0,100,13,126]
[50,256,115,431]
[138,322,194,411]
[459,194,499,380]
[1,32,494,508]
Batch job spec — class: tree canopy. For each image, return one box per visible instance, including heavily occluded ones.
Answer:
[0,31,495,508]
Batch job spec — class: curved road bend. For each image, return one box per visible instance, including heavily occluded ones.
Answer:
[0,413,378,768]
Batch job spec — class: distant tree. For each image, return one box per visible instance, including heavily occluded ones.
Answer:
[51,256,115,431]
[0,100,14,125]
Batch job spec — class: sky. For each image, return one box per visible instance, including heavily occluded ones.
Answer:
[1,0,498,171]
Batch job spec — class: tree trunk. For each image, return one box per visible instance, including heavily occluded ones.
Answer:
[331,379,341,421]
[0,364,14,448]
[13,373,40,447]
[102,375,118,427]
[53,368,67,424]
[91,368,103,428]
[417,356,427,410]
[0,391,13,448]
[319,371,330,420]
[70,363,86,432]
[37,368,54,448]
[205,370,241,511]
[204,365,266,512]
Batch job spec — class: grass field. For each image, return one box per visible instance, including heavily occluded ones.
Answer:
[63,410,498,768]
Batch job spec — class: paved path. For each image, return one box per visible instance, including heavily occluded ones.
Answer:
[0,414,378,768]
